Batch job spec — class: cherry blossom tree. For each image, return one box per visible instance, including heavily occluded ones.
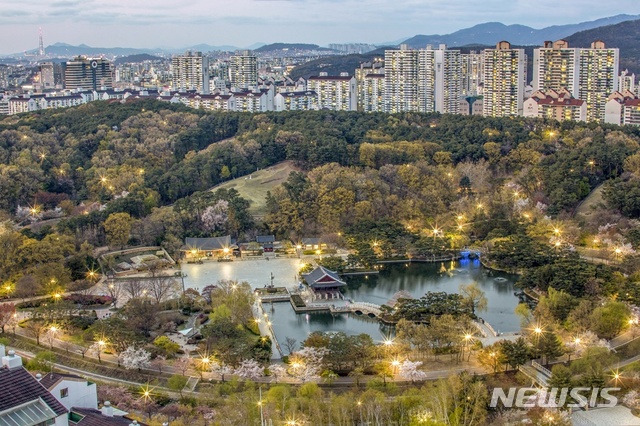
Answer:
[210,360,234,382]
[268,363,288,383]
[397,360,427,382]
[565,331,611,359]
[151,355,166,373]
[234,359,264,381]
[121,345,151,371]
[201,200,229,232]
[288,347,328,382]
[88,341,105,363]
[174,355,192,376]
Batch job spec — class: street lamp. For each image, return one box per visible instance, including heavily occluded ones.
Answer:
[48,326,58,349]
[96,340,106,363]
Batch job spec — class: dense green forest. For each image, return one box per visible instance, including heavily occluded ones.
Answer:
[1,100,640,302]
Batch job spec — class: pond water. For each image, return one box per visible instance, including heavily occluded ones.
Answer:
[180,257,520,348]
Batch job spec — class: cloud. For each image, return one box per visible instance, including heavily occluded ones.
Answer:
[0,0,638,53]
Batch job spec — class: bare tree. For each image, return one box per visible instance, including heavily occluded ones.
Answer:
[284,336,297,354]
[146,275,180,304]
[145,261,180,304]
[121,279,146,300]
[101,279,124,307]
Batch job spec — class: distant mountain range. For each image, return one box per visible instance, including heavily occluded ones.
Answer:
[289,18,640,80]
[13,42,249,58]
[401,14,640,48]
[255,43,333,53]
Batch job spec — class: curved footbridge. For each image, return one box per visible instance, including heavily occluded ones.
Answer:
[330,301,383,318]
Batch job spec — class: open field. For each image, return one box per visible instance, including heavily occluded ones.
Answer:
[574,183,605,218]
[210,160,299,218]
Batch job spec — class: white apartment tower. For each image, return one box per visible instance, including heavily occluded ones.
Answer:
[307,73,357,111]
[578,41,619,122]
[533,40,618,122]
[172,51,210,94]
[384,44,460,114]
[229,50,258,89]
[433,46,462,114]
[482,41,526,117]
[384,46,421,113]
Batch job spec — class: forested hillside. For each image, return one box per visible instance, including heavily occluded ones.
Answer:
[2,100,640,302]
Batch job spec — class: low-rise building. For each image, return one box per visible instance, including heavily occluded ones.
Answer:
[605,90,640,126]
[523,88,586,122]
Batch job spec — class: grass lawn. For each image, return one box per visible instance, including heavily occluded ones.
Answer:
[210,161,299,218]
[575,183,605,219]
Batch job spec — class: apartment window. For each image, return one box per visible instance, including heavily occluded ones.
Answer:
[60,388,69,398]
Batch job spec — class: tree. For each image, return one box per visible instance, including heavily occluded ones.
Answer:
[0,303,16,333]
[103,212,133,249]
[210,360,234,382]
[201,200,229,232]
[501,337,530,370]
[121,345,151,371]
[477,344,506,373]
[234,359,264,381]
[151,355,166,373]
[101,280,123,308]
[23,312,48,346]
[268,363,288,383]
[153,336,180,358]
[538,331,564,365]
[121,279,146,300]
[174,355,192,376]
[589,300,631,339]
[284,336,297,354]
[288,347,328,383]
[397,359,427,382]
[88,341,106,363]
[459,283,487,317]
[167,374,188,398]
[146,273,180,304]
[348,366,365,388]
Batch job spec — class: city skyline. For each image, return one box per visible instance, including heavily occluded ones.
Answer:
[0,0,638,55]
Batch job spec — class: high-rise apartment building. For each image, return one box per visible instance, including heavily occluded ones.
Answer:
[533,40,618,122]
[383,44,460,114]
[63,56,113,90]
[461,51,484,97]
[433,46,462,114]
[482,41,526,117]
[307,73,357,111]
[578,41,619,122]
[362,74,385,112]
[383,46,421,113]
[229,50,258,89]
[171,51,210,94]
[355,59,384,111]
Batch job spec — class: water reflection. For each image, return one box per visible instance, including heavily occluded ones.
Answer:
[181,258,521,347]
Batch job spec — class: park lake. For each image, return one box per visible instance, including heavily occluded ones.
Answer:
[181,258,521,348]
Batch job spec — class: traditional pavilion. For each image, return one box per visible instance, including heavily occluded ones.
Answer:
[302,266,346,291]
